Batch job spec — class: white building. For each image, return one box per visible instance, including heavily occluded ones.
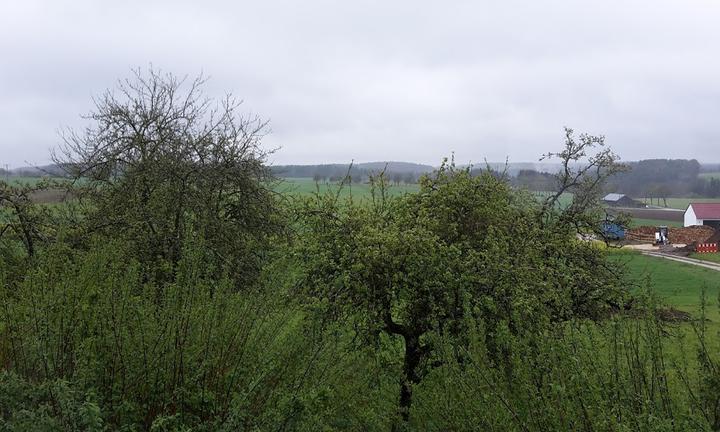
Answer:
[684,203,720,228]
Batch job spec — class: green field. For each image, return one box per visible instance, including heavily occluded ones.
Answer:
[611,251,720,320]
[699,171,720,180]
[629,217,682,227]
[280,181,579,204]
[690,252,720,264]
[611,251,720,394]
[275,177,420,197]
[528,191,574,207]
[638,197,720,210]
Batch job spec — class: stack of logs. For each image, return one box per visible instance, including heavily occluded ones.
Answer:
[626,225,716,244]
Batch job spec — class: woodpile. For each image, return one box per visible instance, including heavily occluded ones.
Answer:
[626,225,716,244]
[669,226,716,244]
[625,226,656,242]
[705,229,720,244]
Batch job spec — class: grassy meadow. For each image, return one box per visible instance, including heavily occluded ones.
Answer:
[275,177,420,197]
[610,251,720,359]
[4,176,58,186]
[699,171,720,180]
[639,197,720,210]
[612,251,720,318]
[629,217,682,227]
[690,252,720,264]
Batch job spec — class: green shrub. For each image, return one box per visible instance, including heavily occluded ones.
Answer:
[0,238,327,429]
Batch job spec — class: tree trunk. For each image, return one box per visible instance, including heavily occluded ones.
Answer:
[396,333,421,427]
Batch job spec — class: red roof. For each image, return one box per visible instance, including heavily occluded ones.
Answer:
[689,203,720,219]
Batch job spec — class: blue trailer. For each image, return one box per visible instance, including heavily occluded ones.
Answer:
[601,221,625,240]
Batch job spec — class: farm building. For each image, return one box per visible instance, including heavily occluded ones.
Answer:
[602,193,641,207]
[684,203,720,228]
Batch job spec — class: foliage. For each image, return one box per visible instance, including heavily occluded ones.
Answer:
[540,127,629,235]
[513,169,556,192]
[0,179,64,258]
[294,157,627,426]
[414,312,706,431]
[53,68,281,286]
[607,159,702,198]
[0,238,345,430]
[0,372,104,432]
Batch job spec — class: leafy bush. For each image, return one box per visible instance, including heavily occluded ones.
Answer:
[0,238,330,429]
[0,372,103,432]
[294,163,627,426]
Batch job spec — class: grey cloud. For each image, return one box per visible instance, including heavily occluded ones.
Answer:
[2,0,720,167]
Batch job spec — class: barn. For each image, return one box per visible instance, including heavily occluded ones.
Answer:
[602,193,641,208]
[684,203,720,228]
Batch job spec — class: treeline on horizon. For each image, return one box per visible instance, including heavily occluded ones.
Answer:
[608,159,720,198]
[484,159,720,198]
[514,159,720,198]
[271,162,430,184]
[270,158,720,198]
[5,157,720,198]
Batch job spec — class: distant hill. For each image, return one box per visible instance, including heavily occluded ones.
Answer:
[9,164,67,177]
[479,162,563,176]
[354,161,434,174]
[271,164,357,178]
[271,161,569,179]
[271,162,434,178]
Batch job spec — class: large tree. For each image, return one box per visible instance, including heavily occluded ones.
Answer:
[295,132,626,428]
[55,68,281,286]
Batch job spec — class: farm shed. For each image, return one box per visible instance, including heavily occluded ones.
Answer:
[602,193,641,208]
[684,203,720,228]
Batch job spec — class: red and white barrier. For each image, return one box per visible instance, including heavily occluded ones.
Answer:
[696,243,718,253]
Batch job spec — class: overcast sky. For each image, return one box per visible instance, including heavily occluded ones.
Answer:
[2,0,720,168]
